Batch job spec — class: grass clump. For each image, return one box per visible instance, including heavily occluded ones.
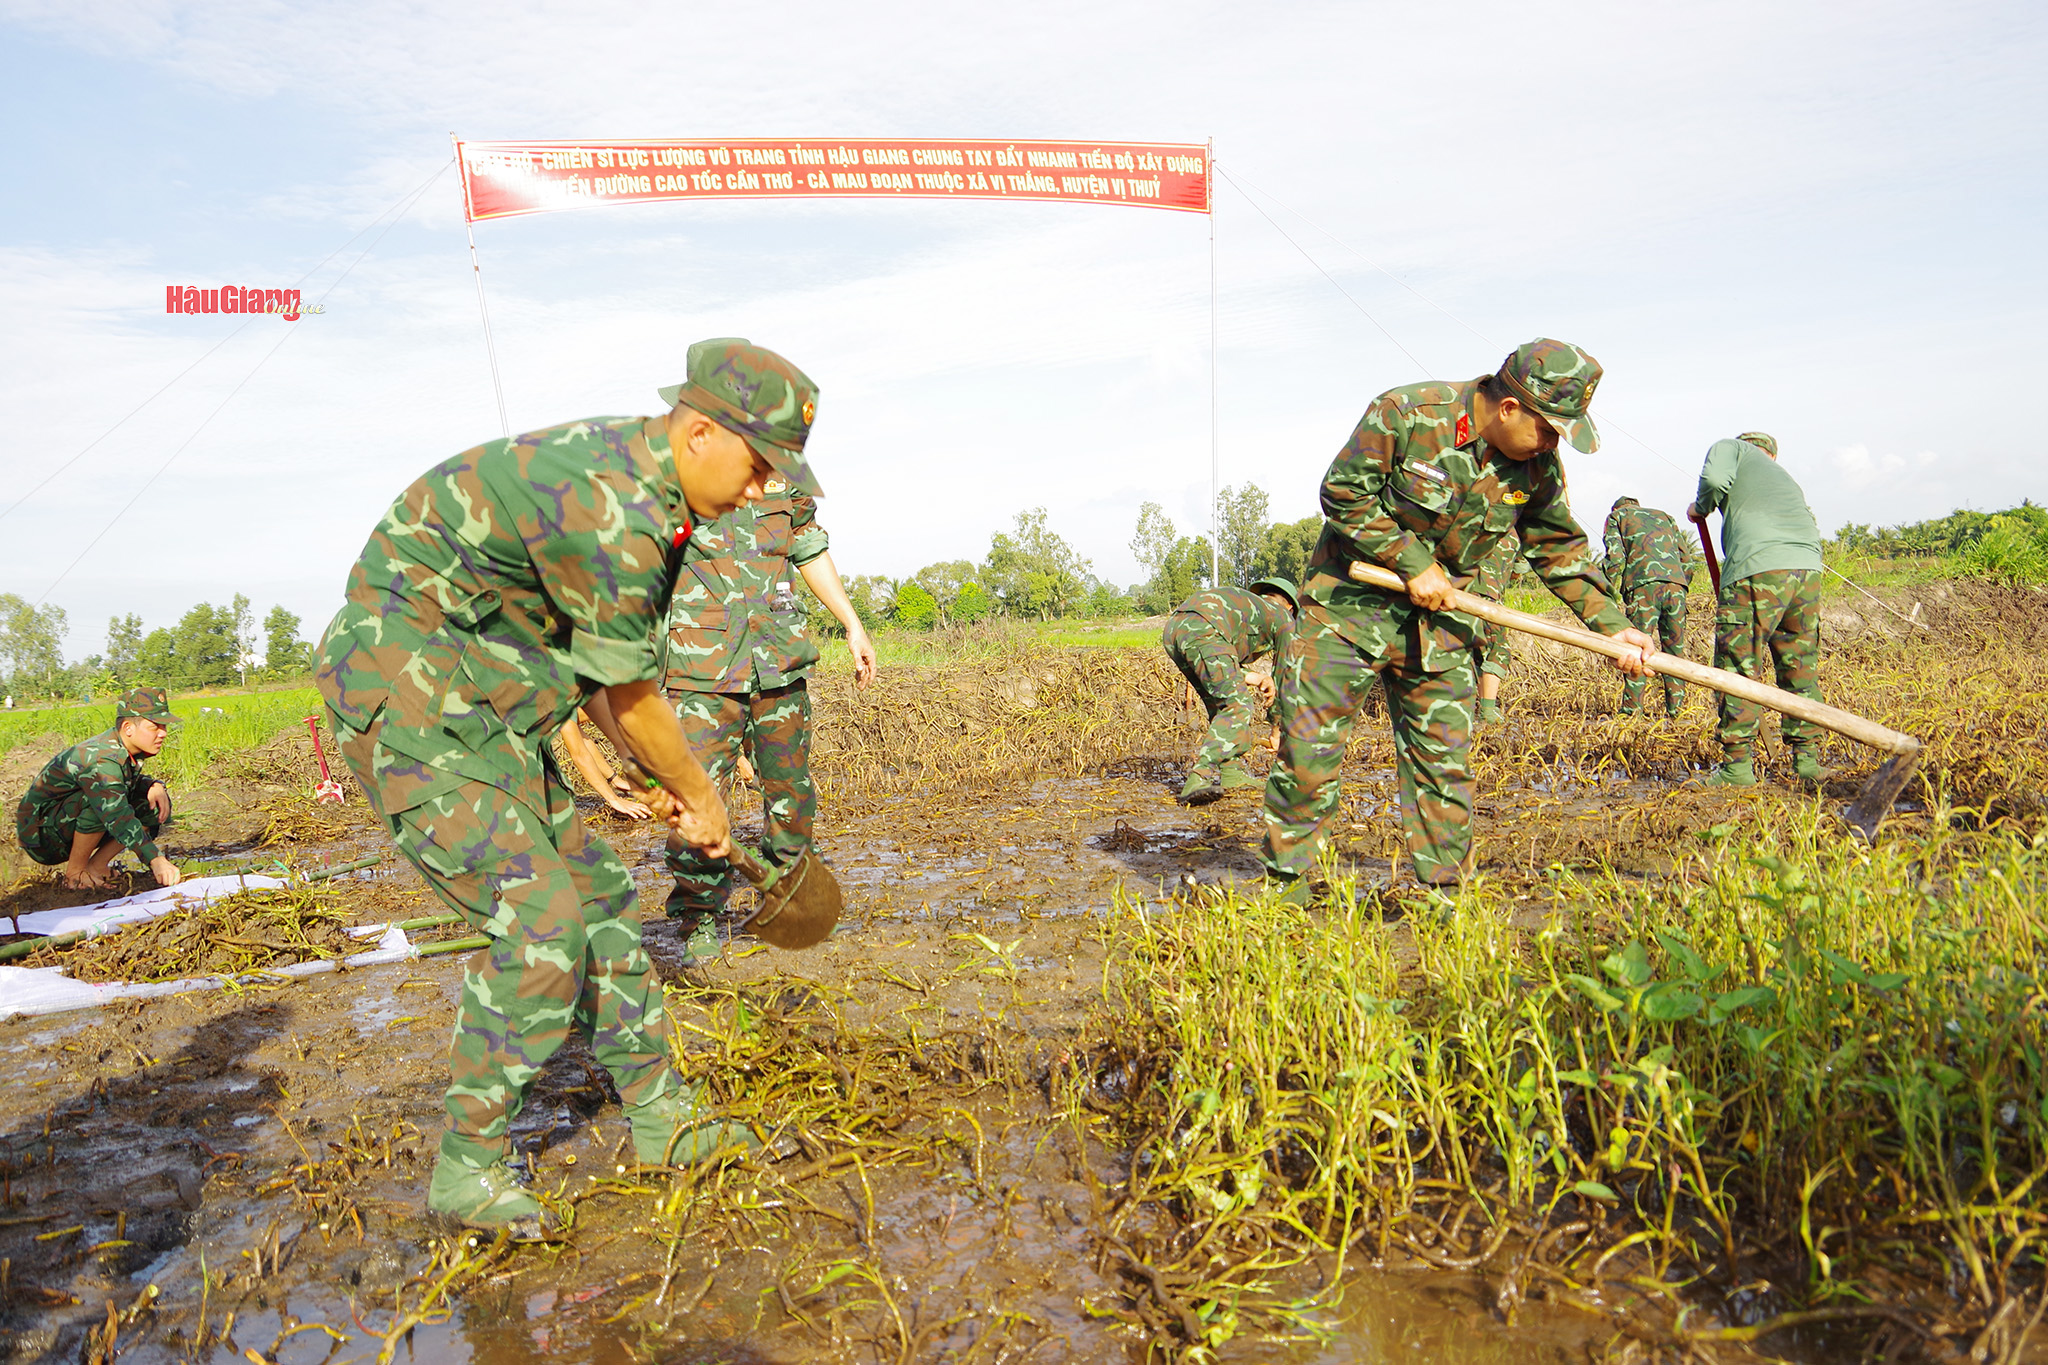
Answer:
[1074,811,2048,1358]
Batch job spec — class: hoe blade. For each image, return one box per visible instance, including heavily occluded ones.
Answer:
[736,847,843,950]
[1843,746,1923,842]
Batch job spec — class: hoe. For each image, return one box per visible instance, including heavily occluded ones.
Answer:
[1346,562,1922,838]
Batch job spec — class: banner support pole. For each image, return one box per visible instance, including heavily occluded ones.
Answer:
[1208,138,1219,589]
[452,133,512,440]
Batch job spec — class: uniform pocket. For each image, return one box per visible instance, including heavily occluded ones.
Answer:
[1388,464,1454,534]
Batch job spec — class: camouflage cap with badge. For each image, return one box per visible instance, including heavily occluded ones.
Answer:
[1495,338,1603,455]
[116,686,182,724]
[659,338,824,497]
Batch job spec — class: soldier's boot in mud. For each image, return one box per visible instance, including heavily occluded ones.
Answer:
[627,1086,765,1168]
[677,915,722,967]
[1264,875,1314,908]
[1788,746,1831,789]
[1216,760,1263,793]
[1177,768,1223,806]
[427,1153,548,1237]
[1475,698,1502,726]
[1703,759,1757,788]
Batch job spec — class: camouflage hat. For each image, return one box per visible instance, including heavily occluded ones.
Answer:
[1736,431,1778,457]
[1495,339,1602,454]
[115,686,181,723]
[658,337,823,497]
[1250,576,1299,608]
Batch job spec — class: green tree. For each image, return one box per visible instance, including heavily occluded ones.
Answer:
[1142,536,1212,614]
[105,613,143,685]
[136,628,178,686]
[893,582,939,630]
[1085,581,1132,617]
[953,582,993,624]
[173,602,238,688]
[910,560,976,619]
[1250,515,1324,585]
[0,594,69,699]
[1215,482,1271,587]
[1129,501,1179,585]
[230,593,256,686]
[984,508,1091,619]
[263,605,305,676]
[841,575,897,630]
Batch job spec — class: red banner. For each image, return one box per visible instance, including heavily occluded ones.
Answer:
[457,138,1210,221]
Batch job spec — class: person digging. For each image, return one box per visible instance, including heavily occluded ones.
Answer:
[1163,577,1299,805]
[14,686,183,891]
[316,338,824,1235]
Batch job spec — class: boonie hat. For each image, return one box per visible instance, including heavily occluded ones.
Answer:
[116,686,181,724]
[658,338,823,497]
[1736,431,1779,457]
[1495,339,1602,455]
[1250,577,1299,608]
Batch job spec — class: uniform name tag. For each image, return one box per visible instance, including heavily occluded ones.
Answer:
[1410,463,1450,484]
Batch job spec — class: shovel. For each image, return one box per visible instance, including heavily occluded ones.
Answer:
[305,716,345,804]
[1688,510,1723,595]
[728,845,842,949]
[1344,562,1922,838]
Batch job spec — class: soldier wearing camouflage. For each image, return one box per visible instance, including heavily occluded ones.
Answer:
[316,337,821,1226]
[1692,434,1827,779]
[660,488,845,941]
[15,687,179,886]
[1162,579,1297,802]
[1602,497,1701,717]
[1469,531,1520,682]
[1262,340,1648,889]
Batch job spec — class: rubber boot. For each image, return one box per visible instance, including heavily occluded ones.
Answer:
[1178,768,1223,806]
[1789,747,1830,788]
[627,1086,764,1168]
[678,914,721,967]
[1265,875,1313,908]
[1703,759,1757,788]
[1216,760,1262,792]
[1475,698,1502,726]
[427,1147,546,1235]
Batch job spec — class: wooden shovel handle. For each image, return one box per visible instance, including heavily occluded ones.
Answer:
[1344,561,1919,757]
[1688,511,1723,595]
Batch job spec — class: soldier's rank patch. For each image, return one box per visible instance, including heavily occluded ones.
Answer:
[1455,413,1472,445]
[1501,490,1530,505]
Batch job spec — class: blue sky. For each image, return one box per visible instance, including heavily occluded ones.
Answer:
[1,0,2042,661]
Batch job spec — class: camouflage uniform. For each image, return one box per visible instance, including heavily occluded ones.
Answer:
[1162,584,1294,776]
[314,340,824,1186]
[15,730,165,866]
[1695,434,1825,764]
[1262,341,1632,888]
[1468,533,1520,681]
[661,487,830,919]
[1602,497,1701,715]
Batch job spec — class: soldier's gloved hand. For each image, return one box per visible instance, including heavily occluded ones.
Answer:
[1607,627,1657,678]
[149,856,182,887]
[1405,563,1459,612]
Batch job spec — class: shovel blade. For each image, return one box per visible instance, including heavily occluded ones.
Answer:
[1842,747,1922,842]
[738,847,842,950]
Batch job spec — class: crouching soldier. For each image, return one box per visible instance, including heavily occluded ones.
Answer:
[15,687,183,890]
[1164,577,1298,805]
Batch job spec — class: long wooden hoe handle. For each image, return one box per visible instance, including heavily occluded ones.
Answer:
[1688,511,1723,595]
[1344,561,1920,757]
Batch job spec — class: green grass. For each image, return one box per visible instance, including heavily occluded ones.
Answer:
[1075,809,2048,1351]
[0,686,321,788]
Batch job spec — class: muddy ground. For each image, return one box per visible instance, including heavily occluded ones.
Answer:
[0,673,1802,1365]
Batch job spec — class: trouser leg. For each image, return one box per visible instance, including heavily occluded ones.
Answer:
[1259,617,1376,884]
[663,691,746,916]
[1384,654,1477,885]
[1714,575,1774,762]
[1620,590,1654,711]
[747,681,815,873]
[1655,583,1689,713]
[1767,570,1825,749]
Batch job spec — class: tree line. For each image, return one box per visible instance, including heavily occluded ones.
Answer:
[0,593,309,703]
[825,484,1327,633]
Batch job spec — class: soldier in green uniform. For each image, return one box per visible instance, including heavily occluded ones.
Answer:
[1687,432,1827,787]
[15,687,183,890]
[1261,340,1654,895]
[316,337,823,1232]
[1602,496,1701,717]
[1468,533,1520,726]
[1162,577,1298,805]
[657,484,877,962]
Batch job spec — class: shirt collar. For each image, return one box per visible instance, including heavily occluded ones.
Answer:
[1454,379,1485,451]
